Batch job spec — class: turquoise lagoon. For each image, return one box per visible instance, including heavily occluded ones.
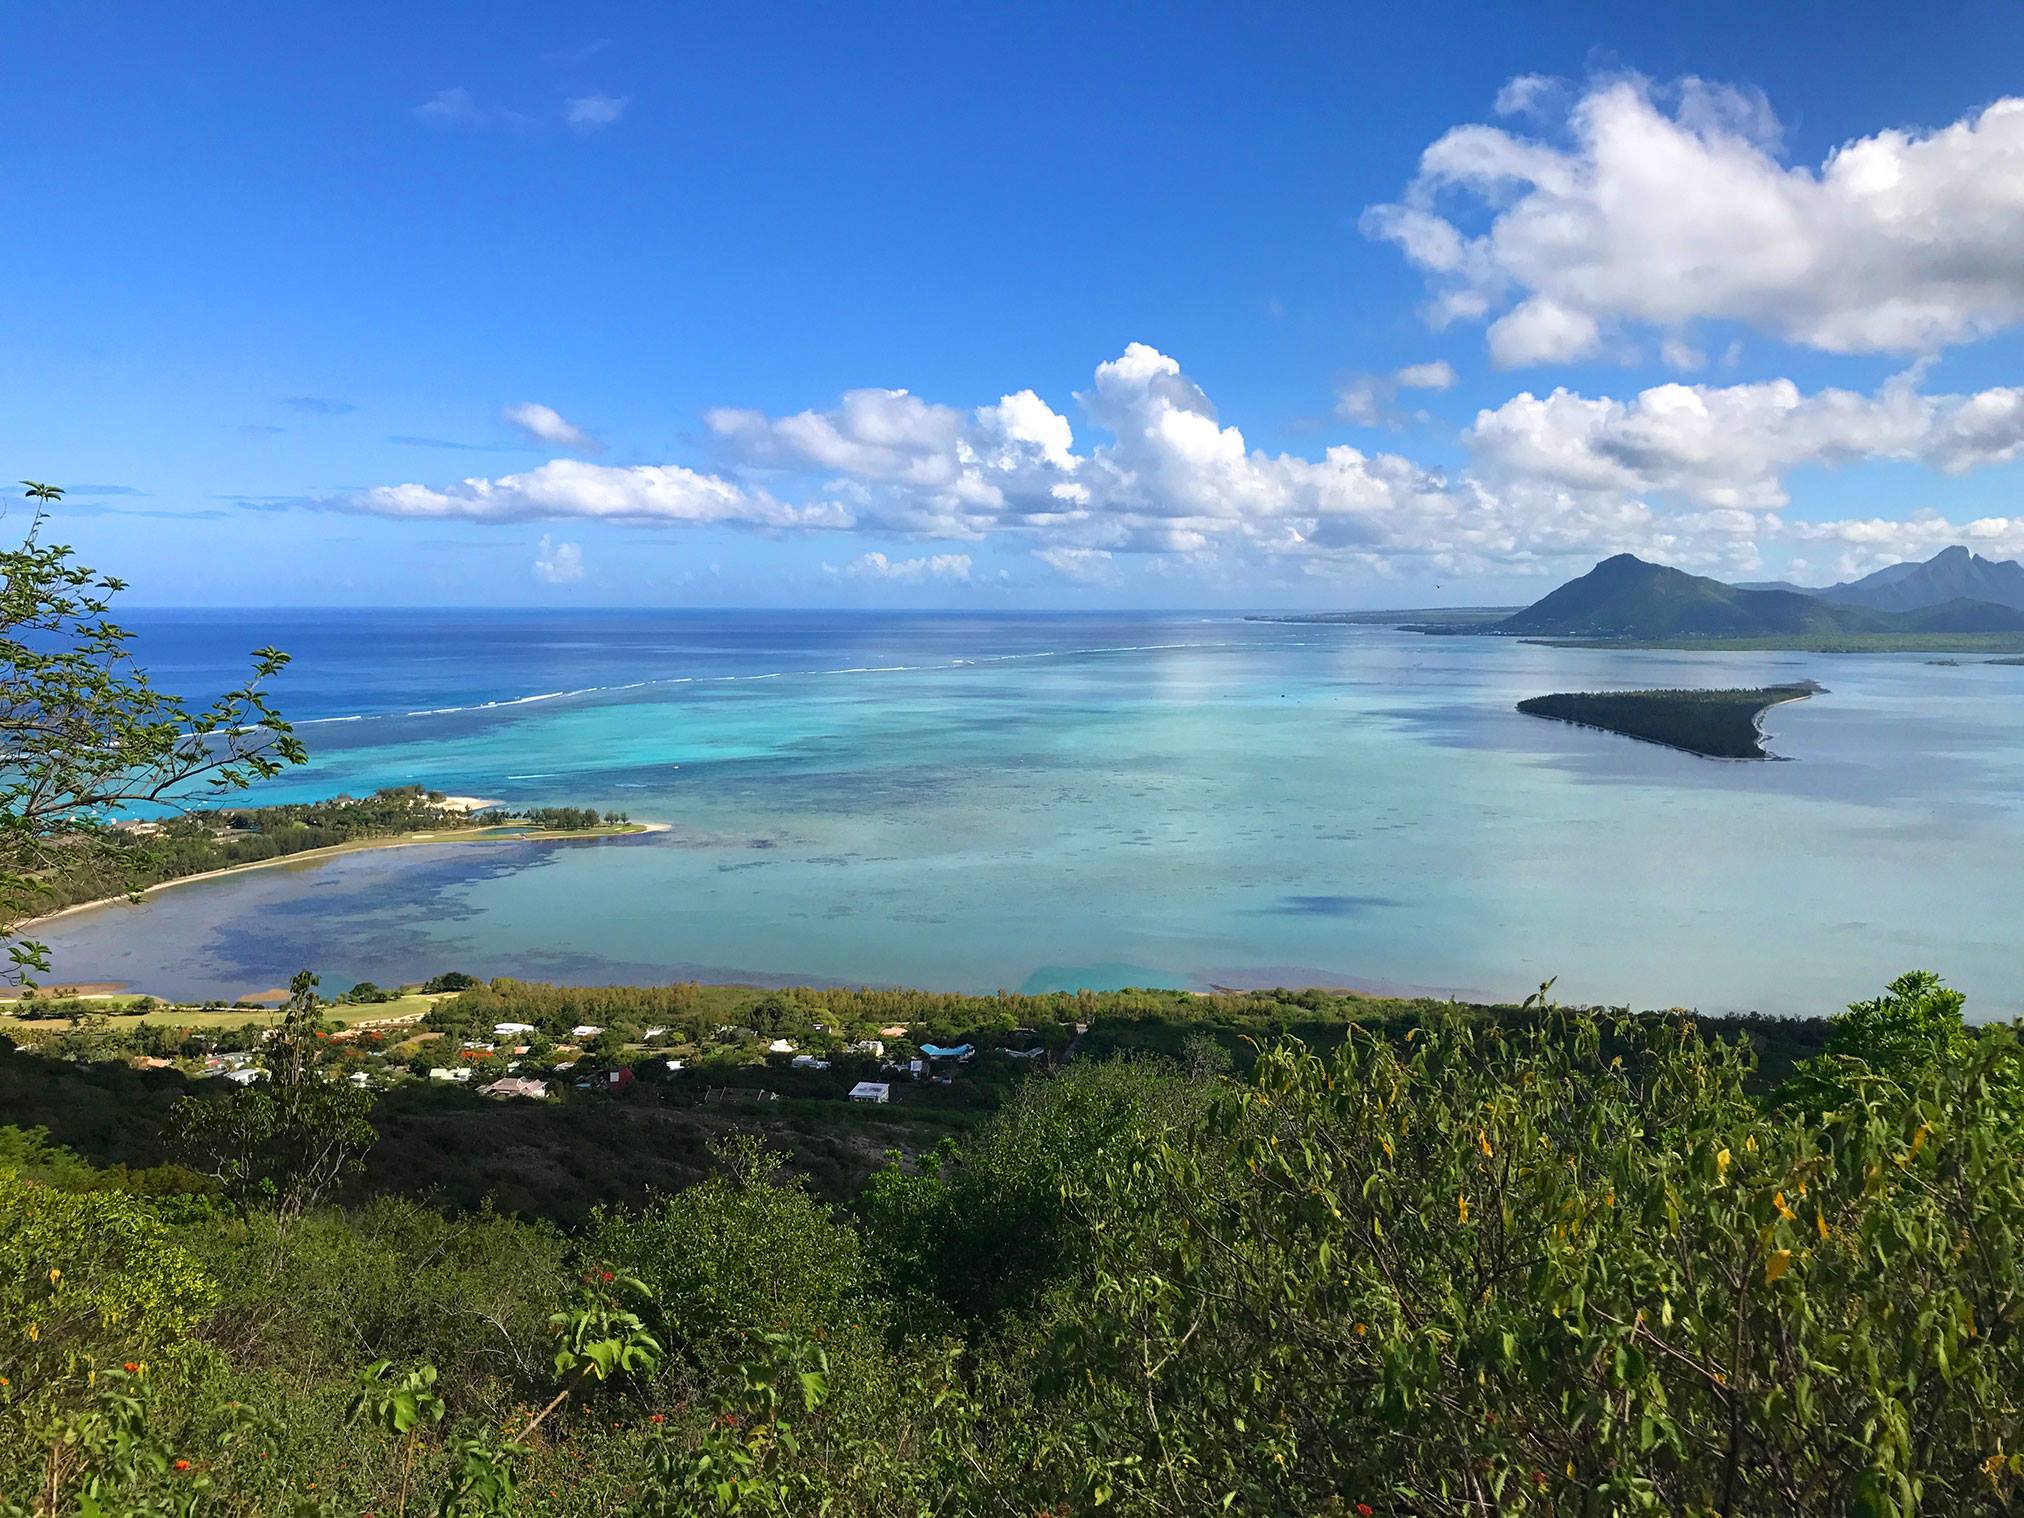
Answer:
[36,610,2024,1016]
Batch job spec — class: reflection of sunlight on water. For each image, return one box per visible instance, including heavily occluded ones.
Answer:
[40,618,2024,1018]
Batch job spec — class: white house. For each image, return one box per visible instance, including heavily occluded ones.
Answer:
[847,1081,890,1104]
[493,1022,536,1035]
[791,1054,831,1071]
[846,1039,885,1058]
[571,1025,603,1039]
[428,1067,473,1083]
[664,1058,686,1073]
[223,1067,266,1086]
[642,1027,667,1039]
[767,1038,797,1054]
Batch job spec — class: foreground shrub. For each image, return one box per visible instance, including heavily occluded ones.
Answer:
[1040,1000,2024,1515]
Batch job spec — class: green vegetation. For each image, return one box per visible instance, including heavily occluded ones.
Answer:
[1534,631,2024,653]
[28,788,639,921]
[1517,683,1821,759]
[0,482,305,978]
[0,969,2018,1514]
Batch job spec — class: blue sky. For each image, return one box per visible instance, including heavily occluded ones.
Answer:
[7,2,2024,608]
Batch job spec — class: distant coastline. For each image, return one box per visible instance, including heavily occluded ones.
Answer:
[19,820,667,934]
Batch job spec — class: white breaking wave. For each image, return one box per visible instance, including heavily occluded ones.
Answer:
[286,640,1248,728]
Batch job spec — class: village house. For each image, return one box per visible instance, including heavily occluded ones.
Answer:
[848,1081,890,1104]
[481,1076,548,1099]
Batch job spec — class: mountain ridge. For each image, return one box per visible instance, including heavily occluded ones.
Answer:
[1814,545,2024,613]
[1499,553,2024,639]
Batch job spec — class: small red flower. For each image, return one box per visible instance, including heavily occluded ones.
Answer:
[122,1361,141,1373]
[599,1269,614,1282]
[648,1413,665,1424]
[1356,1506,1374,1517]
[174,1459,191,1472]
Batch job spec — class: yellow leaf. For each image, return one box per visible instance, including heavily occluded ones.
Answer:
[1773,1191,1796,1221]
[1479,1130,1494,1158]
[1764,1249,1794,1284]
[1716,1148,1732,1177]
[1458,1193,1470,1225]
[47,1268,60,1285]
[1816,1210,1830,1242]
[1744,1134,1757,1153]
[1910,1125,1929,1157]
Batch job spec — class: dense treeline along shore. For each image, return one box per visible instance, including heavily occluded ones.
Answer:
[22,786,646,925]
[1518,682,1822,759]
[5,967,2021,1513]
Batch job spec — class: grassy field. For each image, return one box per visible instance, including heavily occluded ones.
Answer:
[1,991,448,1031]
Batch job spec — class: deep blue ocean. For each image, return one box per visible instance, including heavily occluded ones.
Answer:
[35,607,2024,1018]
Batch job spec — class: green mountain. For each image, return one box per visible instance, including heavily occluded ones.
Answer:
[1816,545,2024,613]
[1500,555,1857,637]
[1500,554,2024,638]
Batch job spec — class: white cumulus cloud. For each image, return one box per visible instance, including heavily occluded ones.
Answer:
[564,93,629,133]
[353,459,849,529]
[823,552,973,583]
[502,402,598,452]
[1467,373,2024,510]
[1339,360,1461,426]
[357,344,2024,587]
[532,535,584,583]
[413,87,533,131]
[1365,74,2024,364]
[1394,361,1457,391]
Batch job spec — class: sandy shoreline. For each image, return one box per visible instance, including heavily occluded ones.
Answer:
[18,820,670,934]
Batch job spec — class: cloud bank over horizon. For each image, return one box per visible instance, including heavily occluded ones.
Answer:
[349,337,2024,587]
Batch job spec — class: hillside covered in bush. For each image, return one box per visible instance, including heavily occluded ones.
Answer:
[3,970,2019,1516]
